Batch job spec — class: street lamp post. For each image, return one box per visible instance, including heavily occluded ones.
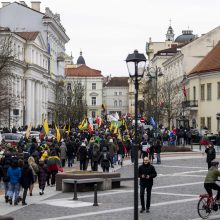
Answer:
[147,66,163,137]
[126,50,146,220]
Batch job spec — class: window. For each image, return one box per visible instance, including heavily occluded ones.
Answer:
[67,97,71,105]
[92,83,96,90]
[119,100,122,107]
[114,92,117,96]
[67,83,71,91]
[114,100,117,107]
[200,84,205,101]
[77,82,82,90]
[207,83,212,100]
[92,111,96,118]
[193,86,196,100]
[200,117,205,129]
[32,49,35,63]
[207,117,211,131]
[18,45,20,60]
[119,92,122,95]
[218,82,220,99]
[92,97,96,106]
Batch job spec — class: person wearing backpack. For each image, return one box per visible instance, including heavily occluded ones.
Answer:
[91,140,100,171]
[99,147,113,172]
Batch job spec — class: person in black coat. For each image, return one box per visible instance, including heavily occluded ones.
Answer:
[138,157,157,213]
[205,142,216,169]
[20,160,34,205]
[78,142,88,171]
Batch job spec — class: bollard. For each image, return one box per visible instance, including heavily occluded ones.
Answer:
[73,180,78,200]
[93,183,98,206]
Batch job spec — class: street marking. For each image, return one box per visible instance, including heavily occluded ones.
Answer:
[188,215,220,220]
[154,181,203,189]
[42,199,93,208]
[152,192,198,197]
[40,197,198,220]
[154,165,206,169]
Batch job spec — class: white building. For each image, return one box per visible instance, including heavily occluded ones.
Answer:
[65,53,104,119]
[103,77,129,116]
[0,1,69,127]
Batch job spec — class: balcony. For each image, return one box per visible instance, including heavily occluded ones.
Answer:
[182,100,198,108]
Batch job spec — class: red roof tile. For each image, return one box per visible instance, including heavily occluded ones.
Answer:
[15,32,39,41]
[105,77,129,87]
[189,41,220,75]
[65,65,103,77]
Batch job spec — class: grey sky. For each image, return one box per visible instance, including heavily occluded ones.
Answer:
[26,0,220,76]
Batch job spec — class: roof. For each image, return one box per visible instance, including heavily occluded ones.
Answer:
[14,32,39,40]
[175,30,196,43]
[155,47,178,56]
[105,77,129,87]
[0,26,10,32]
[65,65,103,77]
[77,51,86,65]
[189,41,220,75]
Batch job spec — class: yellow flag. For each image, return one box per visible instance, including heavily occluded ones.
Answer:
[78,118,88,130]
[43,118,49,135]
[55,125,61,142]
[68,123,70,134]
[25,123,32,139]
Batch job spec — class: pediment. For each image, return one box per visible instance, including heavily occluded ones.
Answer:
[89,92,99,96]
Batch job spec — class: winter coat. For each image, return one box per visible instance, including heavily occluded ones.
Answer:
[60,143,67,160]
[78,146,88,161]
[20,164,34,188]
[99,151,112,168]
[91,143,100,162]
[138,163,157,186]
[7,166,21,184]
[205,147,216,163]
[66,141,75,157]
[38,161,48,189]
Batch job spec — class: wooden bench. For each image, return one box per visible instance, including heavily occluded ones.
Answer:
[111,177,133,188]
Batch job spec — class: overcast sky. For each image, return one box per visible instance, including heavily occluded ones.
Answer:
[26,0,220,76]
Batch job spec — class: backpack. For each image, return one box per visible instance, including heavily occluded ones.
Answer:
[92,147,98,157]
[103,152,108,161]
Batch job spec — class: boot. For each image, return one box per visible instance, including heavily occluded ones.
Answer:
[5,196,9,203]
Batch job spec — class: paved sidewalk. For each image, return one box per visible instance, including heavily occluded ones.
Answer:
[0,147,209,217]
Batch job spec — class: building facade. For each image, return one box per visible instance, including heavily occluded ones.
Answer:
[65,62,104,119]
[0,1,69,127]
[186,42,220,133]
[103,77,129,116]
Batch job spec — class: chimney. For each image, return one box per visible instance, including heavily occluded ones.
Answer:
[31,1,41,11]
[2,2,10,7]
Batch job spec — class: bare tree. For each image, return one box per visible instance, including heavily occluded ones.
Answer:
[52,79,87,126]
[0,34,16,128]
[159,77,183,129]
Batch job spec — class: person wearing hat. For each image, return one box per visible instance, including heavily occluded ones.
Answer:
[78,142,88,170]
[204,160,220,204]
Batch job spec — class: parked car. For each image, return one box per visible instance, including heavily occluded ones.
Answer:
[1,133,23,146]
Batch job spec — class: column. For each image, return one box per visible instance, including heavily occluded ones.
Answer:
[39,83,42,124]
[25,79,32,125]
[35,82,40,126]
[15,76,18,97]
[31,80,35,126]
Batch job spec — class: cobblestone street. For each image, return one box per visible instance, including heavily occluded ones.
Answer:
[1,151,220,220]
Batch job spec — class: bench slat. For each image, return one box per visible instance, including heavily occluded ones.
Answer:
[63,178,104,184]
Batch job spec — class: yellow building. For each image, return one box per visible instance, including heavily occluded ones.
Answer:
[186,42,220,133]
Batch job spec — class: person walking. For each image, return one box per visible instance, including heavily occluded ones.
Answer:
[20,160,34,205]
[28,156,39,196]
[205,142,216,169]
[38,159,48,195]
[216,131,220,153]
[6,158,21,205]
[99,147,113,172]
[78,142,88,171]
[60,140,67,167]
[138,156,157,213]
[154,139,162,164]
